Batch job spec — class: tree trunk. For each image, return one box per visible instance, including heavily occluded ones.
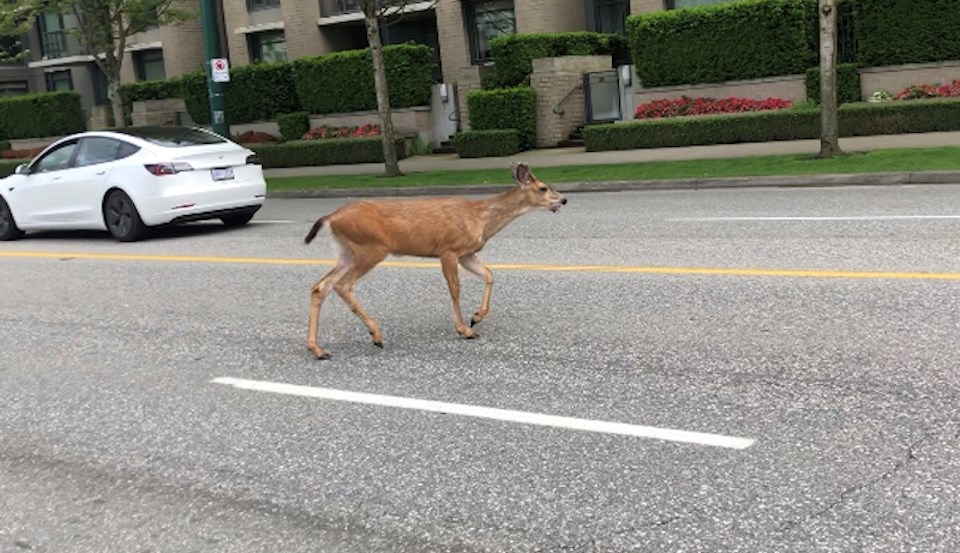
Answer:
[364,8,403,177]
[109,76,124,128]
[818,0,843,158]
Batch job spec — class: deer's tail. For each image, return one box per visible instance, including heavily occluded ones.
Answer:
[304,217,325,244]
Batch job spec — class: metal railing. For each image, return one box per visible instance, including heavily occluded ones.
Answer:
[41,30,68,59]
[319,0,359,17]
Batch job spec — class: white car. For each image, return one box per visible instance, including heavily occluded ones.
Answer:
[0,126,267,242]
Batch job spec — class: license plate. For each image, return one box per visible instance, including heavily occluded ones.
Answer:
[211,167,234,181]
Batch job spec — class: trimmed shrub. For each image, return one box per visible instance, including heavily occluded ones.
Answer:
[452,129,521,158]
[0,159,22,178]
[181,63,300,125]
[302,123,380,140]
[584,98,960,151]
[895,80,960,100]
[806,63,861,104]
[635,96,793,119]
[0,91,86,139]
[0,140,8,152]
[466,87,537,150]
[249,137,409,169]
[232,130,278,144]
[485,32,629,89]
[854,0,960,67]
[628,0,817,88]
[120,78,183,124]
[292,44,435,115]
[277,111,310,141]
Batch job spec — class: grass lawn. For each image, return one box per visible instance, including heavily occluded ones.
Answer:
[266,146,960,191]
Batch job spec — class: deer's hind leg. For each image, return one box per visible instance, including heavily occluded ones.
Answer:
[307,252,351,360]
[333,246,388,348]
[459,253,494,328]
[441,253,474,339]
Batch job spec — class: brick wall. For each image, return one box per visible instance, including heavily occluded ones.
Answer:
[630,0,664,14]
[531,55,612,147]
[161,8,206,77]
[281,0,328,60]
[222,0,252,65]
[516,0,586,33]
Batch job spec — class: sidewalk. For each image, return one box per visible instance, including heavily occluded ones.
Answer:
[263,131,960,197]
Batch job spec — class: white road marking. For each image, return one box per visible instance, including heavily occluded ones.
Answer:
[669,215,960,222]
[212,377,755,450]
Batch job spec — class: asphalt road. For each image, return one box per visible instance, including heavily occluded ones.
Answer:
[2,184,960,552]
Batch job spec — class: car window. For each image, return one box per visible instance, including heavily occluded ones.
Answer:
[116,141,140,160]
[33,141,79,173]
[75,137,123,168]
[113,126,227,147]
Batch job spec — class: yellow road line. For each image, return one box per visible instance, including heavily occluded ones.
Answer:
[2,250,960,281]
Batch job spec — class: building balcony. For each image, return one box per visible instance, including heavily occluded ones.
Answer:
[320,0,359,17]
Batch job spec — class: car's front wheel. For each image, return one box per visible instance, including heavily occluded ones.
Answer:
[0,197,25,241]
[103,190,147,242]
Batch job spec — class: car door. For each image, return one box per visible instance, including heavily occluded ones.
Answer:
[66,137,133,226]
[9,139,82,225]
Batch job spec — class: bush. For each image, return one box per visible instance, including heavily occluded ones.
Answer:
[277,111,310,141]
[635,96,793,119]
[854,0,960,67]
[584,98,960,151]
[0,91,86,139]
[806,63,861,104]
[302,124,380,140]
[466,87,537,150]
[894,80,960,100]
[628,0,817,88]
[292,44,435,115]
[2,145,47,159]
[181,63,300,125]
[0,140,8,152]
[249,137,409,169]
[0,159,22,178]
[232,130,278,144]
[452,129,521,158]
[120,78,183,125]
[484,32,629,89]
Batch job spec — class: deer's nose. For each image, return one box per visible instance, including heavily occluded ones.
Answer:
[561,198,568,205]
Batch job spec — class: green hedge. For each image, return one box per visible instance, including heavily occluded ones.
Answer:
[277,111,310,141]
[485,32,629,89]
[0,92,86,139]
[806,63,862,104]
[120,78,184,125]
[628,0,817,87]
[452,129,521,158]
[0,159,21,178]
[584,98,960,151]
[249,137,409,168]
[181,62,300,125]
[292,44,434,115]
[466,87,537,150]
[854,0,960,67]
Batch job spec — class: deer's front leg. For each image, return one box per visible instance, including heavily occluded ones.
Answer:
[459,253,494,327]
[441,254,474,339]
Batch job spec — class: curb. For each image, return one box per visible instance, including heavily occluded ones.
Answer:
[266,171,960,199]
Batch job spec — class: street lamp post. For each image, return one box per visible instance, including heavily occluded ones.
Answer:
[199,0,229,137]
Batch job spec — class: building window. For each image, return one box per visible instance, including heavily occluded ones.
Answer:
[466,0,515,64]
[248,30,287,64]
[665,0,731,8]
[39,13,67,59]
[595,0,629,34]
[44,69,73,92]
[247,0,280,11]
[0,82,28,97]
[92,65,111,105]
[134,49,166,81]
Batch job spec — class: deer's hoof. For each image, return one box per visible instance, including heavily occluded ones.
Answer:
[373,340,384,349]
[470,317,478,328]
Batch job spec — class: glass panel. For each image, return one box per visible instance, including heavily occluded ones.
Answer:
[139,50,166,81]
[35,142,78,172]
[588,71,621,122]
[76,138,122,167]
[470,0,515,62]
[595,0,629,34]
[114,127,227,146]
[254,31,287,63]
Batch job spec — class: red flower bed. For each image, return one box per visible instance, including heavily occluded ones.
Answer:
[635,96,793,120]
[2,145,48,159]
[232,130,278,144]
[895,80,960,101]
[302,123,380,140]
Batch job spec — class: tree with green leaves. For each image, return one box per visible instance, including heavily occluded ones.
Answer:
[0,0,194,128]
[358,0,438,177]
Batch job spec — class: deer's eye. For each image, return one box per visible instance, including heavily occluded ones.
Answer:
[538,187,548,193]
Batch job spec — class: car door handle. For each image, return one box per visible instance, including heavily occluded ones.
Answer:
[96,170,106,175]
[51,175,61,180]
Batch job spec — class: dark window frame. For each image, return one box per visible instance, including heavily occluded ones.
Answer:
[594,0,630,34]
[246,0,281,11]
[44,69,74,92]
[247,30,287,64]
[133,48,166,81]
[30,139,80,173]
[465,0,516,65]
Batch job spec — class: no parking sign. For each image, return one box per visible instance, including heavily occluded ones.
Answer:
[211,58,230,83]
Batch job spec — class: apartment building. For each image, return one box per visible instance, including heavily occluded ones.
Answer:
[0,0,722,126]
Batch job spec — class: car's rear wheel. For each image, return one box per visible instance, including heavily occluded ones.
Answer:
[104,190,147,242]
[220,211,255,227]
[0,197,25,241]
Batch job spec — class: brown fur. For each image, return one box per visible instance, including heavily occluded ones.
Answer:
[304,162,566,359]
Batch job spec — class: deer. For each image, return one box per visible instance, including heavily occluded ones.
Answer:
[303,162,567,360]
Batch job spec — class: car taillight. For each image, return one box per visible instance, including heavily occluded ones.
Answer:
[144,162,193,176]
[245,154,261,165]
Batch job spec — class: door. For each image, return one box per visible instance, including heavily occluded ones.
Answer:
[11,140,81,225]
[584,70,622,124]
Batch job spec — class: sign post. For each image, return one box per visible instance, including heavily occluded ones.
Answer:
[199,0,229,137]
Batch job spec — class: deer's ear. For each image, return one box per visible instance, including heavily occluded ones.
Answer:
[511,162,532,186]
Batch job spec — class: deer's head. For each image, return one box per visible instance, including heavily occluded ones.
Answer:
[511,162,567,212]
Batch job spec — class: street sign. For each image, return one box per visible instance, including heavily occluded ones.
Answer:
[211,58,230,83]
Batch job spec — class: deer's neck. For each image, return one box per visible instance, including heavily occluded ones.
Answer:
[479,188,531,242]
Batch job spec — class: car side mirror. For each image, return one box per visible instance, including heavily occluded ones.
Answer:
[14,164,30,175]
